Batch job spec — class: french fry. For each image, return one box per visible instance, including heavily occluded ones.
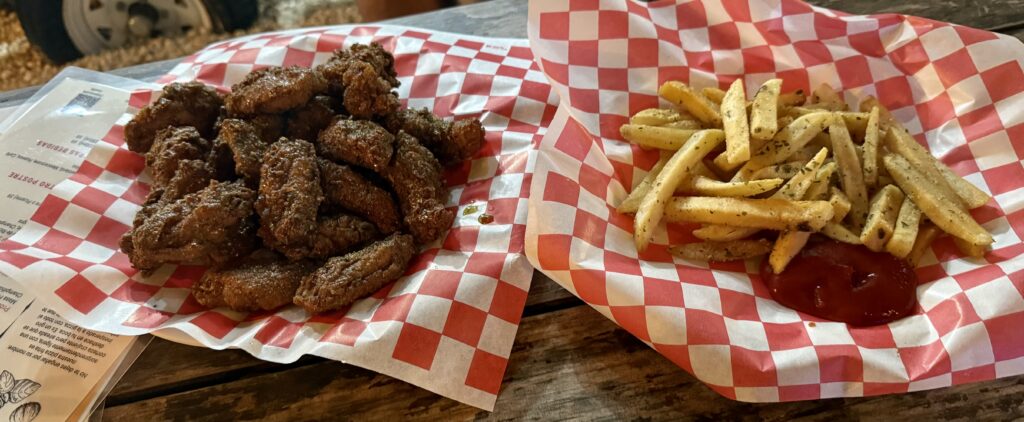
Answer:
[669,239,772,262]
[884,127,967,210]
[829,187,852,223]
[751,79,782,143]
[750,160,807,180]
[745,112,832,170]
[884,154,993,247]
[859,96,895,128]
[662,120,704,130]
[620,124,699,150]
[878,174,895,187]
[618,156,669,214]
[778,90,806,107]
[937,163,991,209]
[691,225,759,242]
[785,108,869,133]
[862,107,881,188]
[676,176,784,197]
[702,87,726,104]
[954,236,989,258]
[807,132,831,152]
[770,231,811,273]
[696,149,830,240]
[804,161,837,200]
[692,160,718,179]
[712,151,745,173]
[630,108,686,126]
[722,78,751,164]
[907,223,942,266]
[664,197,834,231]
[810,83,847,110]
[660,81,723,126]
[821,222,862,244]
[635,130,726,250]
[885,199,922,259]
[830,117,869,228]
[858,185,906,252]
[775,115,795,132]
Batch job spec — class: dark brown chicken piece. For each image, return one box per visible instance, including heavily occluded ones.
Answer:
[216,119,269,186]
[286,96,340,141]
[256,139,323,259]
[249,114,286,144]
[225,66,328,115]
[308,214,380,259]
[318,43,399,119]
[317,158,400,233]
[125,82,222,153]
[162,159,216,202]
[317,118,394,171]
[294,233,415,314]
[192,249,317,311]
[383,132,454,244]
[122,181,258,271]
[385,108,486,165]
[145,126,210,187]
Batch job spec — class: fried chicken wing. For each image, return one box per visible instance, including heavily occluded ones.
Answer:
[383,132,454,244]
[317,158,400,233]
[122,181,258,271]
[125,82,223,153]
[384,109,486,165]
[145,126,210,186]
[317,118,394,171]
[216,119,269,186]
[309,214,380,259]
[225,66,328,116]
[249,114,287,144]
[192,249,317,311]
[256,139,323,259]
[317,43,399,119]
[294,233,415,314]
[286,96,340,141]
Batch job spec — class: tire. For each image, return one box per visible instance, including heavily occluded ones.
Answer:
[201,0,258,33]
[16,0,259,64]
[15,0,82,64]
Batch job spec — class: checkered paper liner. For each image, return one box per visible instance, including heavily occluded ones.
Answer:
[525,0,1024,402]
[0,25,559,410]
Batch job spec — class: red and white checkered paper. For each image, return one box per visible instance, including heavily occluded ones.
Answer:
[0,25,559,410]
[525,0,1024,402]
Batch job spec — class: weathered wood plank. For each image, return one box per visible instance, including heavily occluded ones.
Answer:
[103,304,1024,421]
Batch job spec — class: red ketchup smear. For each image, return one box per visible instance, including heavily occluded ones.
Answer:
[760,236,918,326]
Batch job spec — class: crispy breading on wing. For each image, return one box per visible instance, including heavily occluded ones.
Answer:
[145,126,215,201]
[248,114,287,144]
[286,96,340,141]
[316,118,395,171]
[256,139,324,259]
[225,66,328,115]
[309,214,380,259]
[317,158,400,233]
[384,108,486,165]
[216,119,269,186]
[317,43,400,119]
[382,132,454,244]
[294,233,415,314]
[122,181,258,271]
[192,249,317,311]
[146,126,210,186]
[125,82,223,153]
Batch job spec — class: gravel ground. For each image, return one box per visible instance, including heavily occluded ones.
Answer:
[0,0,362,91]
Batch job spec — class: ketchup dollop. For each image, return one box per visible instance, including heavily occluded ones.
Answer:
[760,236,918,326]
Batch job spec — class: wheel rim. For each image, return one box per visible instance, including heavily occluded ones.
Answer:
[62,0,213,55]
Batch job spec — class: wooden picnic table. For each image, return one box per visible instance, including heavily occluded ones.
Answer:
[3,0,1022,419]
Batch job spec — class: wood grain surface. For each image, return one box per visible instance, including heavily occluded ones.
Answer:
[2,0,1016,419]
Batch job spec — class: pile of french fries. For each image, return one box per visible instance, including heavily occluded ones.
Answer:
[618,79,993,273]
